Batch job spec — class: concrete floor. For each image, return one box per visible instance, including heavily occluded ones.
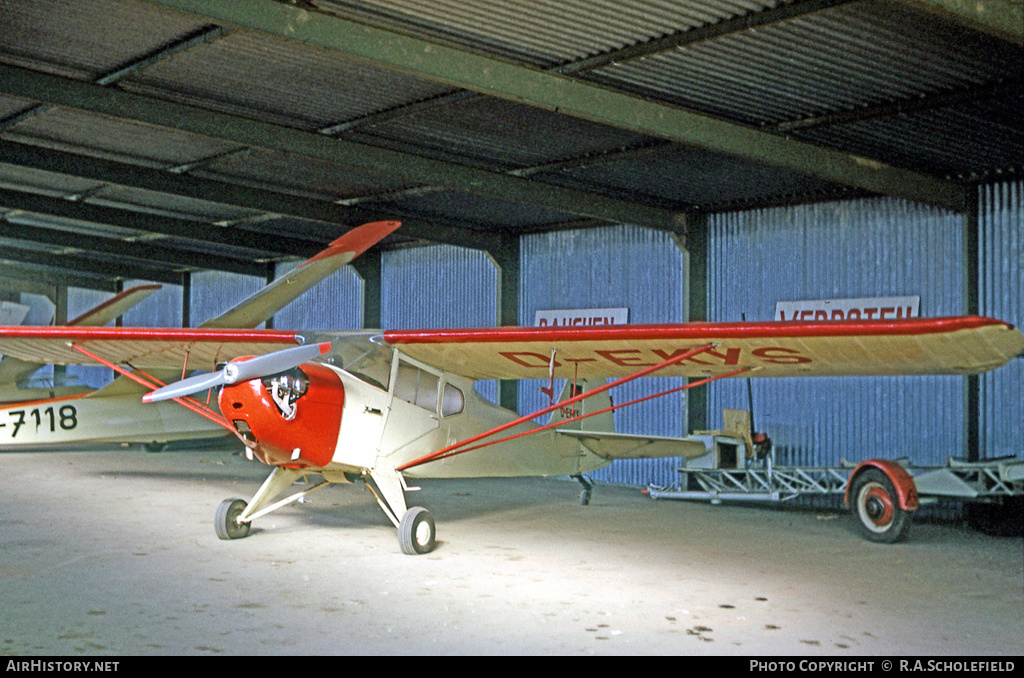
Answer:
[1,446,1021,656]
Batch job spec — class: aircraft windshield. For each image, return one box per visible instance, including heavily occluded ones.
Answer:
[333,338,393,391]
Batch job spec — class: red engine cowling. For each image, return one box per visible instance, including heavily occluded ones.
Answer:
[218,361,344,469]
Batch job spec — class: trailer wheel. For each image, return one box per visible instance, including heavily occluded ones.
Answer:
[850,469,911,543]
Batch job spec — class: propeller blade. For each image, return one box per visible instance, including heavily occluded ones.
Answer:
[142,341,331,403]
[222,342,331,384]
[142,370,230,403]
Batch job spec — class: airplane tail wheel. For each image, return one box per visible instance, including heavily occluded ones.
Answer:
[215,498,252,540]
[398,507,436,555]
[850,469,911,543]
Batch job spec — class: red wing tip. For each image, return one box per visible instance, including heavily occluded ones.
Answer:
[300,221,400,268]
[327,220,400,252]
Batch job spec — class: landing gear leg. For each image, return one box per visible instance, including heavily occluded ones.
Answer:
[366,467,437,555]
[215,467,328,540]
[573,474,593,506]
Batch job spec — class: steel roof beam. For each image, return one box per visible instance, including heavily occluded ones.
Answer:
[0,185,319,258]
[893,0,1023,45]
[0,63,684,233]
[137,0,969,213]
[0,245,180,285]
[0,140,501,251]
[555,0,861,75]
[0,218,267,277]
[0,264,120,293]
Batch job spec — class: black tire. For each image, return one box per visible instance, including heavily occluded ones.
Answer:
[849,468,912,543]
[215,498,252,540]
[398,506,436,555]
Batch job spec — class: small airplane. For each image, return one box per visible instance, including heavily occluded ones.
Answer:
[0,221,1021,554]
[0,220,400,451]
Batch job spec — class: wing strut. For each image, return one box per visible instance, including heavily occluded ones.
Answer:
[67,343,237,435]
[397,343,721,472]
[403,367,752,470]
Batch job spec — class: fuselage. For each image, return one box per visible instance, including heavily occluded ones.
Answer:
[0,385,228,450]
[219,355,611,480]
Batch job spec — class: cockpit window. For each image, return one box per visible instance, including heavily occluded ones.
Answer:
[394,363,438,412]
[441,383,464,417]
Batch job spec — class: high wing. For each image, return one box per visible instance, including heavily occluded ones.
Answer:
[68,284,162,327]
[0,325,308,372]
[383,316,1024,380]
[0,284,161,385]
[200,220,399,330]
[0,221,398,373]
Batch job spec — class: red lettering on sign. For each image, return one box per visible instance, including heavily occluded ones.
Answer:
[751,347,812,364]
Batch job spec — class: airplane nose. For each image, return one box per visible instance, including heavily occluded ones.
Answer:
[219,362,344,468]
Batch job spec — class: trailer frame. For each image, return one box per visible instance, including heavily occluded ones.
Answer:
[646,414,1024,543]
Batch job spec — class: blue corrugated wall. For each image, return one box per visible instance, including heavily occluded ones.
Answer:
[979,181,1023,459]
[57,181,1021,478]
[518,225,689,486]
[381,244,501,402]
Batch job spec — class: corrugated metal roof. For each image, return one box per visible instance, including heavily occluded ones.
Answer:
[587,1,1020,125]
[319,0,789,65]
[0,0,1019,286]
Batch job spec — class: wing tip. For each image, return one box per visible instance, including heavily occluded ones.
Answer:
[315,220,401,262]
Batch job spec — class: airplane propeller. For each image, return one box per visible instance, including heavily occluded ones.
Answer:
[142,341,332,403]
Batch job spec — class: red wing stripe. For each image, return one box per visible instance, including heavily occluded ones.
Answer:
[0,327,303,343]
[384,316,1014,345]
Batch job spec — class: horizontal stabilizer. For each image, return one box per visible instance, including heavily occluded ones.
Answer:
[557,429,710,460]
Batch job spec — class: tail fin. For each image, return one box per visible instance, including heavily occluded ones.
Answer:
[546,378,615,432]
[201,220,400,329]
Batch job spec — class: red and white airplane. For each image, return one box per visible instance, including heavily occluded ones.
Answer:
[0,220,1021,554]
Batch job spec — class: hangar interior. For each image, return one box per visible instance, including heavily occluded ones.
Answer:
[1,0,1022,493]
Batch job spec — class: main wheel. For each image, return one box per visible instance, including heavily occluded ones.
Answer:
[849,469,911,543]
[398,507,436,555]
[215,498,252,540]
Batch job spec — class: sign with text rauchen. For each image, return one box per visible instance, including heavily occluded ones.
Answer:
[775,296,920,322]
[534,308,629,328]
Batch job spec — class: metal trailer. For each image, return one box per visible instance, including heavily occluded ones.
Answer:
[646,410,1024,543]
